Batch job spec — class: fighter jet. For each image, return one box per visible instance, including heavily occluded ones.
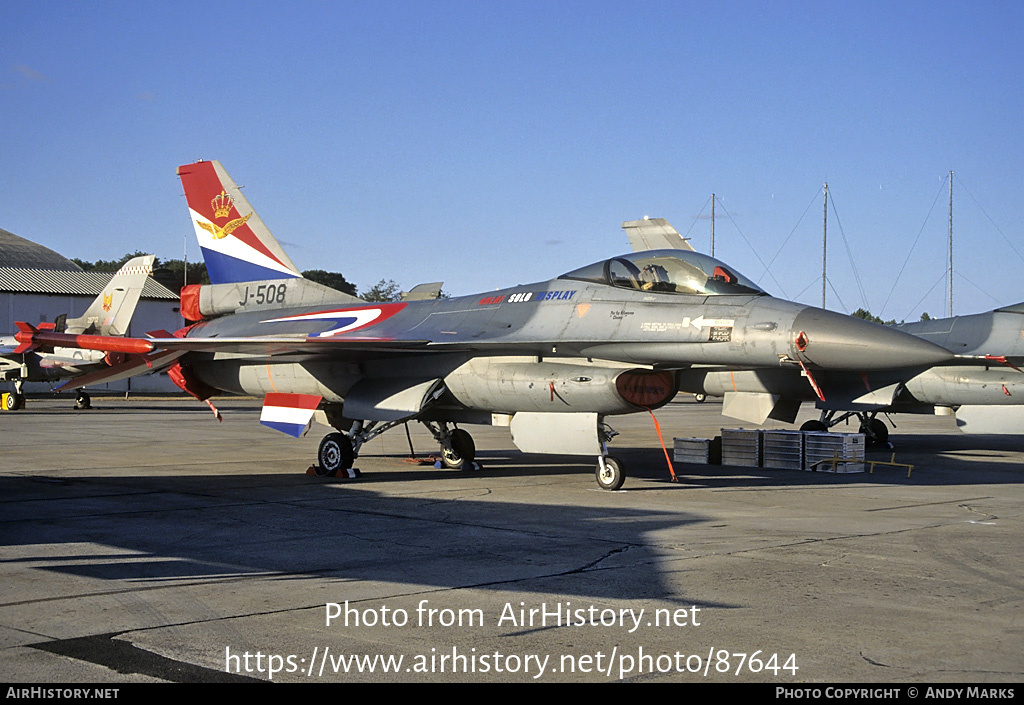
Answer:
[2,255,155,410]
[677,304,1024,443]
[14,161,955,489]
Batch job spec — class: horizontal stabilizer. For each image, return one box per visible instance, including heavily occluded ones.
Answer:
[56,349,187,391]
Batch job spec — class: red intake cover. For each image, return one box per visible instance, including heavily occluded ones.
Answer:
[167,362,218,402]
[615,370,678,409]
[180,284,203,323]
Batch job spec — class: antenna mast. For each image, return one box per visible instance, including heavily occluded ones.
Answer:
[948,170,953,317]
[711,193,716,257]
[822,182,828,309]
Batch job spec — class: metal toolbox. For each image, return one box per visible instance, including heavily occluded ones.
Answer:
[762,429,805,470]
[803,432,865,473]
[721,428,762,467]
[673,437,711,464]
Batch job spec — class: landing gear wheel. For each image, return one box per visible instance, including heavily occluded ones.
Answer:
[801,420,828,432]
[595,456,625,491]
[441,428,476,469]
[317,433,354,476]
[860,418,889,447]
[4,393,24,411]
[75,392,91,410]
[693,393,707,403]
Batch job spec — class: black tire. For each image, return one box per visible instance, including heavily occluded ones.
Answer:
[595,456,625,491]
[441,428,475,469]
[317,433,354,476]
[694,393,707,403]
[75,392,91,410]
[4,394,22,411]
[801,420,828,432]
[860,418,889,447]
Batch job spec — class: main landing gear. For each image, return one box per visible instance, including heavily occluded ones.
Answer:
[316,432,355,477]
[4,380,26,411]
[75,391,92,410]
[311,410,626,491]
[801,410,891,448]
[313,417,479,477]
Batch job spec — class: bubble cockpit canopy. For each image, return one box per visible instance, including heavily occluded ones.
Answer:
[559,249,766,296]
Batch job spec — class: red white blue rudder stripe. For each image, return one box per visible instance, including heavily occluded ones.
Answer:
[260,393,322,437]
[177,160,302,285]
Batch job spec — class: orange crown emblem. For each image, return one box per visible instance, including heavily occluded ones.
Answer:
[211,190,234,219]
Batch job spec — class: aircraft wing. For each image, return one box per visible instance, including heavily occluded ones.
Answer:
[15,326,435,359]
[38,331,435,392]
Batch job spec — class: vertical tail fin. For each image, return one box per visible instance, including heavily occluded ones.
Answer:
[65,255,155,336]
[177,160,301,285]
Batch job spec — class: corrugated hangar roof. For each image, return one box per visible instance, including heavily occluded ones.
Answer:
[0,268,178,299]
[0,227,178,300]
[0,228,83,271]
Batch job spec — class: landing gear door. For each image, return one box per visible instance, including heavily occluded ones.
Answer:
[509,412,601,455]
[342,377,445,421]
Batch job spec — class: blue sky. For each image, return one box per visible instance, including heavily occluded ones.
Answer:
[3,0,1022,319]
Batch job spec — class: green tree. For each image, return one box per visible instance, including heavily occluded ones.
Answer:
[361,279,402,302]
[302,269,358,296]
[851,308,883,324]
[72,252,363,297]
[851,308,898,325]
[72,251,150,272]
[155,259,210,293]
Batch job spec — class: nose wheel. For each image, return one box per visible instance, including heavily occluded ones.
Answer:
[595,455,625,491]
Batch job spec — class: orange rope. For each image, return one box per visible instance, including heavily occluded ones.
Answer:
[646,408,678,482]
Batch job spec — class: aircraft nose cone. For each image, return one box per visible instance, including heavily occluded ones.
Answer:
[790,308,953,370]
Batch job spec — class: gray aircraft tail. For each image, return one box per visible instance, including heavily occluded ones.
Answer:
[621,217,695,252]
[65,255,155,336]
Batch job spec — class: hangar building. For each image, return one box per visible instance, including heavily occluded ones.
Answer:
[1,227,180,394]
